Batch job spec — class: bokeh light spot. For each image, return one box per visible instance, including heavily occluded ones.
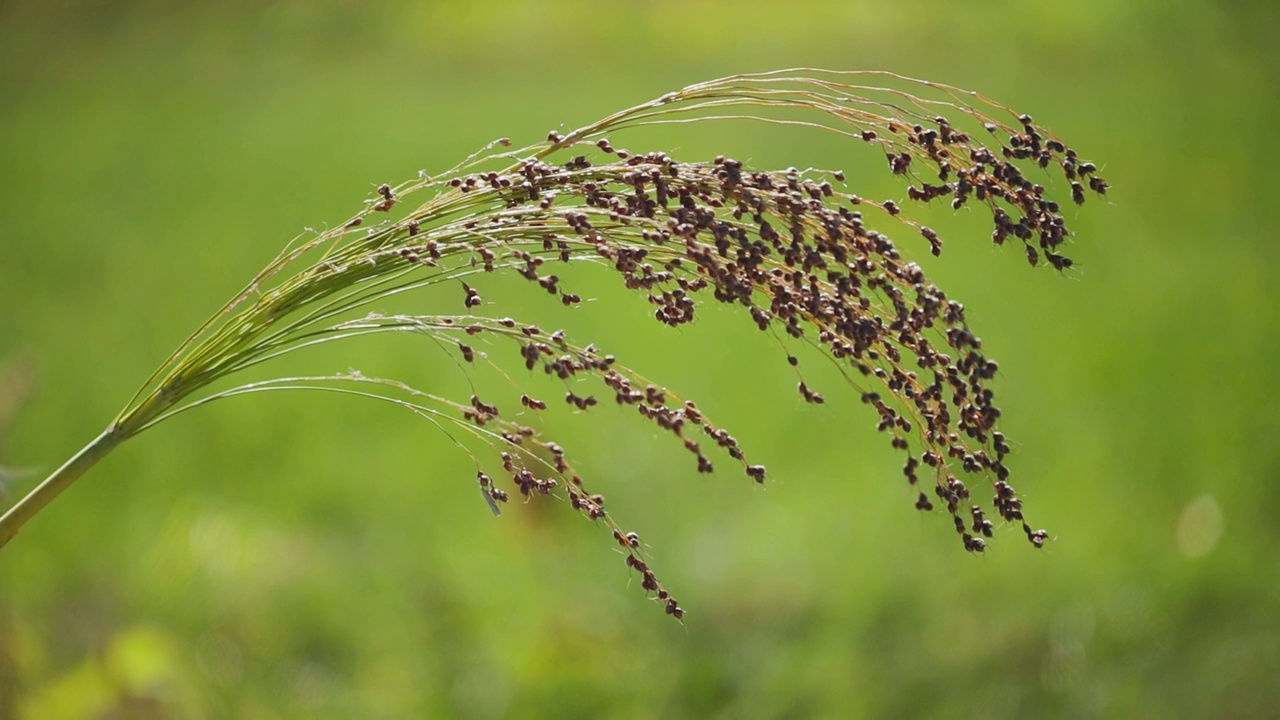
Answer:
[1176,494,1223,559]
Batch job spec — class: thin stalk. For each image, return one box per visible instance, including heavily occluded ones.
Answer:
[0,426,121,549]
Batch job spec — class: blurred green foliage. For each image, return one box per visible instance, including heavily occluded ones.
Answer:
[2,1,1278,717]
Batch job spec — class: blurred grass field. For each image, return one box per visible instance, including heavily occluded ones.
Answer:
[2,1,1278,717]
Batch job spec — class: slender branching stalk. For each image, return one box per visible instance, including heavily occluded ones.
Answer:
[0,69,1108,618]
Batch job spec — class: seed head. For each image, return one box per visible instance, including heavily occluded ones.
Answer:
[101,69,1104,619]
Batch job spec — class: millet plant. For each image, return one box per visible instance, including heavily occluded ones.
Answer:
[0,69,1108,619]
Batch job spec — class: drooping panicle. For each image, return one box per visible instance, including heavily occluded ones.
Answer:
[89,70,1106,617]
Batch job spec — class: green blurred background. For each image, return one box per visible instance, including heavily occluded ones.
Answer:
[1,1,1277,717]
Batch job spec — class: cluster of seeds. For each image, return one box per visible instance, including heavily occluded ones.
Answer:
[374,77,1105,610]
[125,71,1106,619]
[402,117,1098,555]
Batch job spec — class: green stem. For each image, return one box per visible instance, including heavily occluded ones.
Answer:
[0,426,121,549]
